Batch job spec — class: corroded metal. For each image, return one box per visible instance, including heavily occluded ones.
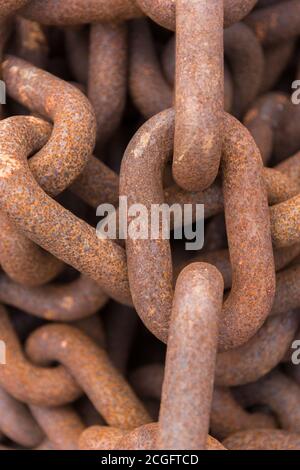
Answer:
[0,0,299,452]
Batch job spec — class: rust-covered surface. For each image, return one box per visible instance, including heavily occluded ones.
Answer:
[0,0,299,452]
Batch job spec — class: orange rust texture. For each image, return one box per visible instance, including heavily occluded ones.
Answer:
[0,0,299,452]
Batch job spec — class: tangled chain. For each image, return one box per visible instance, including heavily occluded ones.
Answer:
[0,0,299,451]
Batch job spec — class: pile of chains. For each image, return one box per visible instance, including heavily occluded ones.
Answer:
[0,0,299,452]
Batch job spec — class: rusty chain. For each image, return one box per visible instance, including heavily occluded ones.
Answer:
[0,0,299,452]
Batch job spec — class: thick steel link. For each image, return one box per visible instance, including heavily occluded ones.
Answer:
[121,109,275,350]
[0,305,81,406]
[88,22,127,144]
[135,0,258,30]
[158,263,224,450]
[223,429,300,450]
[25,323,151,429]
[0,0,299,452]
[173,0,223,192]
[0,116,131,304]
